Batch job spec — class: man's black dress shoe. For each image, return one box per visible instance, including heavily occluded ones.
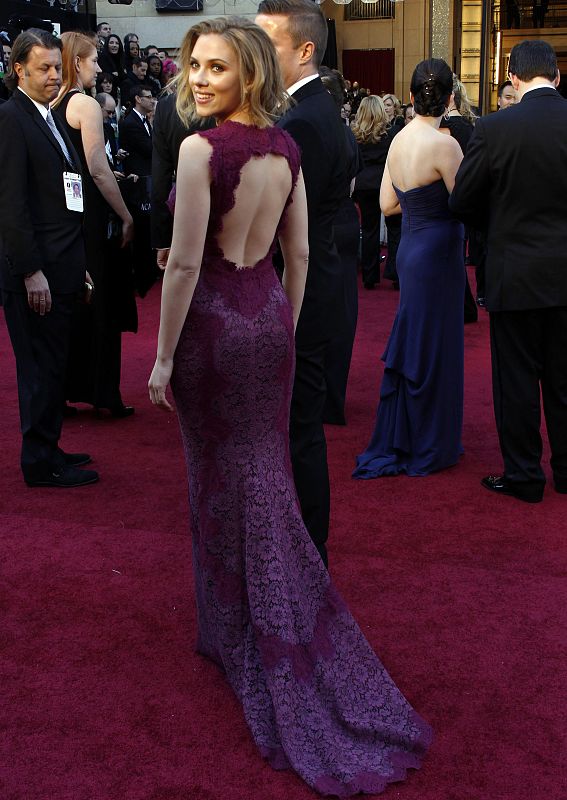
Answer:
[481,475,544,503]
[25,465,99,488]
[554,475,567,494]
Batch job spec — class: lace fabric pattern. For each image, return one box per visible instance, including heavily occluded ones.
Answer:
[169,121,432,796]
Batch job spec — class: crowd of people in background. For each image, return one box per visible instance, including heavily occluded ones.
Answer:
[0,22,182,438]
[0,14,523,476]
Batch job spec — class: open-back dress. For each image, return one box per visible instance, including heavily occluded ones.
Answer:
[169,120,432,797]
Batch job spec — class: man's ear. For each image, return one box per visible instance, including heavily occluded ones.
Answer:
[508,72,520,91]
[555,68,561,87]
[299,41,315,66]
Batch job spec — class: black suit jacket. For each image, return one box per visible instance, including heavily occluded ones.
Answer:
[450,86,567,311]
[119,110,152,177]
[354,126,398,193]
[150,93,215,249]
[0,89,86,294]
[278,77,349,343]
[119,73,150,105]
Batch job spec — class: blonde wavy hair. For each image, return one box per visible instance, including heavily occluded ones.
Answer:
[453,77,477,125]
[351,95,389,145]
[175,16,289,129]
[52,31,97,109]
[382,93,402,120]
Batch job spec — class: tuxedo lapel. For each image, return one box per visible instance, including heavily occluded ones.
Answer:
[135,111,152,138]
[14,90,81,172]
[15,90,68,165]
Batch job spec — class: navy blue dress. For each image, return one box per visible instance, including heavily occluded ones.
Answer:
[354,180,465,477]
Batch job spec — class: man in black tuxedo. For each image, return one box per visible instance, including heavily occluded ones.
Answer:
[450,40,567,503]
[0,29,98,487]
[119,86,158,296]
[257,0,349,565]
[119,86,155,177]
[151,93,214,270]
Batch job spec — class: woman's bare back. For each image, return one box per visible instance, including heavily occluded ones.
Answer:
[387,119,462,194]
[217,153,292,269]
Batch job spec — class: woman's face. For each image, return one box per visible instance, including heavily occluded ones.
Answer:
[404,106,415,125]
[128,41,140,58]
[78,47,101,91]
[101,77,113,93]
[189,34,243,123]
[108,36,120,55]
[149,58,161,76]
[383,96,394,120]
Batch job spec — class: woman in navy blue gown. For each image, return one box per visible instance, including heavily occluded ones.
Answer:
[354,59,465,478]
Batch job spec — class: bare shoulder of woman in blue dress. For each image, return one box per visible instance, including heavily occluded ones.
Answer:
[380,120,463,217]
[379,55,465,217]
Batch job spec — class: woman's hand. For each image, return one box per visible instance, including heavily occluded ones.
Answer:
[156,248,169,271]
[149,358,174,411]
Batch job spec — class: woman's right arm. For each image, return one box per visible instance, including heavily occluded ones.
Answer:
[69,93,134,246]
[278,170,309,330]
[148,134,211,410]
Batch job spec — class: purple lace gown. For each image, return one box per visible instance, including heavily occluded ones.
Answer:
[169,121,432,797]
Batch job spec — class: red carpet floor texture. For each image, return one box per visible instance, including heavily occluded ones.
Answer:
[1,269,566,800]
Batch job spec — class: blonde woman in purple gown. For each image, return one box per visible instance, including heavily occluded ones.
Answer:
[149,17,432,796]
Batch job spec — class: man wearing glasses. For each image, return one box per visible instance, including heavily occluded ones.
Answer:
[119,87,158,295]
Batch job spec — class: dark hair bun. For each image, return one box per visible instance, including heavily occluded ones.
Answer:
[410,58,453,117]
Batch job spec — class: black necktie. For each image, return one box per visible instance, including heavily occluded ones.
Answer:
[143,116,151,136]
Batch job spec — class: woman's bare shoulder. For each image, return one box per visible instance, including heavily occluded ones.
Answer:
[66,92,98,112]
[60,92,101,129]
[179,130,213,159]
[385,125,410,161]
[178,132,213,182]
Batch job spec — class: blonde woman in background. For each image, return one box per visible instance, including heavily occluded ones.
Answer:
[440,76,477,152]
[382,92,404,131]
[352,95,399,289]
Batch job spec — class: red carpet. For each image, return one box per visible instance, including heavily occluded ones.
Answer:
[1,270,566,800]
